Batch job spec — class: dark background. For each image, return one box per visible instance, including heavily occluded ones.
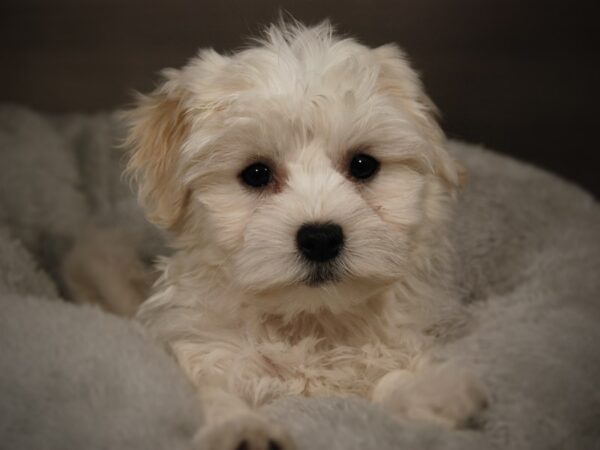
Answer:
[1,0,598,196]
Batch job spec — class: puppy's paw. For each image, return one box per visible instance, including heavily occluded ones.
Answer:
[372,363,489,428]
[193,414,295,450]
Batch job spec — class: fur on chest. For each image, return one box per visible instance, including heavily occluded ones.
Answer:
[164,301,430,407]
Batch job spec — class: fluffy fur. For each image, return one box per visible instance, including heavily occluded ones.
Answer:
[125,21,486,449]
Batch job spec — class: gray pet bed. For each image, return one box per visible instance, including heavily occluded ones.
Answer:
[1,105,599,450]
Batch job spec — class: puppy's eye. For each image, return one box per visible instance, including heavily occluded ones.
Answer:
[240,162,273,188]
[349,154,380,180]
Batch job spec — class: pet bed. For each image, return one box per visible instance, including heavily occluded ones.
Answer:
[1,105,599,450]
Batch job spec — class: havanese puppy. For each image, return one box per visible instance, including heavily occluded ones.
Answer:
[124,20,488,450]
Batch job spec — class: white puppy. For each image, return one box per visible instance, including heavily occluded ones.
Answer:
[125,21,487,450]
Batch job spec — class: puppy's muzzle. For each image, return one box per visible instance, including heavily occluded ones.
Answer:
[296,223,344,263]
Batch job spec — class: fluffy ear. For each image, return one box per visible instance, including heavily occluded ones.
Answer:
[374,44,465,189]
[123,71,191,229]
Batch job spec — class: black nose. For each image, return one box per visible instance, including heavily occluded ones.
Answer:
[296,223,344,263]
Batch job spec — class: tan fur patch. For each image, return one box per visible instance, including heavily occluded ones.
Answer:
[124,91,191,229]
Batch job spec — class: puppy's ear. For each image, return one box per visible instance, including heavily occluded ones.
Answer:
[124,70,191,229]
[374,44,465,189]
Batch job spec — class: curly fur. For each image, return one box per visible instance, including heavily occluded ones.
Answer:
[124,20,486,447]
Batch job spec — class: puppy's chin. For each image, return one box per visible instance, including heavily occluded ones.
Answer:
[303,262,342,286]
[235,265,397,317]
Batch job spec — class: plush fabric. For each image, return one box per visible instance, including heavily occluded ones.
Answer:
[1,105,598,450]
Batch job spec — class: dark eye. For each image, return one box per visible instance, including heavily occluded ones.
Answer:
[240,162,273,188]
[349,154,380,180]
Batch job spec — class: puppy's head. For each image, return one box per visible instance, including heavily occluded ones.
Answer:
[125,22,462,317]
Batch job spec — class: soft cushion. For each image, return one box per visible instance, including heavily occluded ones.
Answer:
[1,105,598,449]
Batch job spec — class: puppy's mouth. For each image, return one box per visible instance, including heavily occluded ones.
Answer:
[303,262,342,287]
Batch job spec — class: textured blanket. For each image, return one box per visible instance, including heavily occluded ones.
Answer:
[1,105,599,450]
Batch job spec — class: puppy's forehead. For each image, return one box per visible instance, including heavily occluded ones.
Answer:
[219,92,381,169]
[206,47,390,160]
[229,35,379,98]
[181,33,422,175]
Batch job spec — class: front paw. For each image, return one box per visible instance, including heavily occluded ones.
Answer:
[372,363,489,428]
[193,414,295,450]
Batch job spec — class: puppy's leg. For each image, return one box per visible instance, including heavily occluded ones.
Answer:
[372,362,489,428]
[61,226,156,317]
[193,387,294,450]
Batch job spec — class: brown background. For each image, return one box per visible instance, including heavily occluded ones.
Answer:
[1,0,598,196]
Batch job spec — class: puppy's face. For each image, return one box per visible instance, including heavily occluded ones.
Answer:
[126,23,462,316]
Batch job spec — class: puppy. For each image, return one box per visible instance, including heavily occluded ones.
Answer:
[125,21,487,450]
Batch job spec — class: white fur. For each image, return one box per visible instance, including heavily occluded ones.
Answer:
[125,21,486,449]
